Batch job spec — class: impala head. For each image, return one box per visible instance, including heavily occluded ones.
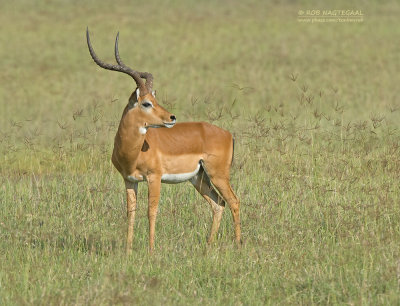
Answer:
[128,88,176,132]
[86,28,176,132]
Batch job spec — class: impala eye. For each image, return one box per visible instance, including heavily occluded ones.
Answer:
[142,102,152,108]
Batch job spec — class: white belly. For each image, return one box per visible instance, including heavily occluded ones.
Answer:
[161,163,200,184]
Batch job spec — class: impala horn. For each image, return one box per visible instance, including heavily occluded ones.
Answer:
[86,27,149,96]
[114,32,153,93]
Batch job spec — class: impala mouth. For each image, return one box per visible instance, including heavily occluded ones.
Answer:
[164,121,176,128]
[147,121,175,129]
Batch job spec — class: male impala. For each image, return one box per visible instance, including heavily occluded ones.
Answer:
[86,28,241,253]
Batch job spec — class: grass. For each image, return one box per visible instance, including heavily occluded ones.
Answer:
[1,0,400,304]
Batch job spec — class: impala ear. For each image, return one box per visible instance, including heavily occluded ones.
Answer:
[136,88,140,100]
[152,90,156,97]
[128,94,138,108]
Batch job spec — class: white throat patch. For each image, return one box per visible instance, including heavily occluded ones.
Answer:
[139,126,147,135]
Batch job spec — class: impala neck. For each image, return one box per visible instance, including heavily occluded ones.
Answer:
[113,105,146,175]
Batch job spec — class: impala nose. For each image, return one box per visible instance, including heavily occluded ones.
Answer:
[170,115,176,121]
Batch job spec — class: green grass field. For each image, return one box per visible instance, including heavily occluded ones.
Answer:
[1,0,400,304]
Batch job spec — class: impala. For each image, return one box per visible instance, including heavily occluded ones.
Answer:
[86,28,241,253]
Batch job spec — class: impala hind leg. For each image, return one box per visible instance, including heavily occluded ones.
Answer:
[209,177,241,245]
[190,166,225,244]
[125,180,138,255]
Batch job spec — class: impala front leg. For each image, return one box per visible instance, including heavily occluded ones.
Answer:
[147,176,161,253]
[125,180,138,255]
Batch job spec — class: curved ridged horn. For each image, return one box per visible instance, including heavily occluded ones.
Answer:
[114,32,153,92]
[86,27,147,95]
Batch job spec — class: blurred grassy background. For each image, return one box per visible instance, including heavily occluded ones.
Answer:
[1,0,400,304]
